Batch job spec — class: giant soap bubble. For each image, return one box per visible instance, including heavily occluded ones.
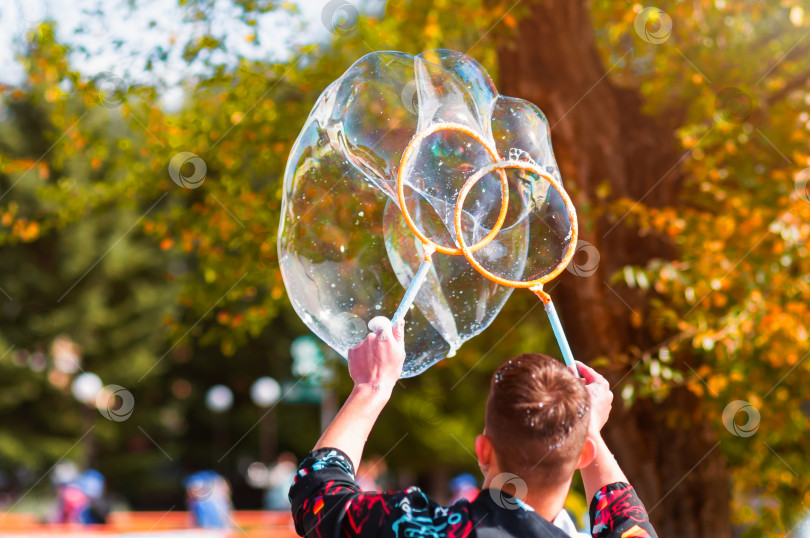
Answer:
[278,50,569,377]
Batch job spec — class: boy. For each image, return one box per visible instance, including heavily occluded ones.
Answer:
[290,321,656,537]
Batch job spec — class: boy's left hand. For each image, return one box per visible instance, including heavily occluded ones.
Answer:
[575,361,613,436]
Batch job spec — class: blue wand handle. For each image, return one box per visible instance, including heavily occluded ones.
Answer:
[543,298,577,373]
[392,257,433,325]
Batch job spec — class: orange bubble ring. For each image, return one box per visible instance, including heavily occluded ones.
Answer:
[397,122,509,256]
[454,160,579,289]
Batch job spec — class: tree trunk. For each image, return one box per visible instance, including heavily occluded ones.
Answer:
[497,1,732,536]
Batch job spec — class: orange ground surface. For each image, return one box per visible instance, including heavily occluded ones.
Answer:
[0,510,298,536]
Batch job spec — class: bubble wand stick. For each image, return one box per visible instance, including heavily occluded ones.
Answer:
[454,160,579,373]
[391,243,436,325]
[390,122,510,326]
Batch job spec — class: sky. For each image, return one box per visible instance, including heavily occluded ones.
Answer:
[0,0,376,108]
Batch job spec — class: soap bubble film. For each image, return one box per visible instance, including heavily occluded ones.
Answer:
[456,161,575,287]
[278,50,566,377]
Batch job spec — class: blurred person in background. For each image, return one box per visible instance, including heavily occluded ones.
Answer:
[76,469,110,524]
[356,455,388,492]
[49,466,109,525]
[264,452,298,511]
[186,470,232,528]
[450,473,480,504]
[48,462,79,523]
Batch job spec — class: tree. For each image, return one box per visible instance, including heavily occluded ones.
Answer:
[0,28,184,498]
[497,0,810,535]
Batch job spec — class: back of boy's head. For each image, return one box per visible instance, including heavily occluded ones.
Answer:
[485,353,590,489]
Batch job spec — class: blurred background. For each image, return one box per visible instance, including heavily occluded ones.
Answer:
[0,0,809,536]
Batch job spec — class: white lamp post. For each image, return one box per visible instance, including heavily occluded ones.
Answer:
[71,372,102,467]
[205,385,233,468]
[205,385,234,413]
[251,377,281,463]
[250,377,281,408]
[71,372,102,404]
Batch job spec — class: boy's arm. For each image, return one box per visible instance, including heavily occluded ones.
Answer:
[575,362,626,501]
[289,320,406,536]
[313,319,405,470]
[576,362,658,538]
[291,322,473,537]
[313,384,392,471]
[580,434,627,502]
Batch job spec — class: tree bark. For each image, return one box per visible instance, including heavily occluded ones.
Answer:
[496,1,732,536]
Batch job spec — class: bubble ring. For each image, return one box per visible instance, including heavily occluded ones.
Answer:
[397,122,510,256]
[454,160,579,288]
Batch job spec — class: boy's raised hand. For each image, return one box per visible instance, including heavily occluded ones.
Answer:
[575,361,613,435]
[348,317,406,394]
[314,317,406,470]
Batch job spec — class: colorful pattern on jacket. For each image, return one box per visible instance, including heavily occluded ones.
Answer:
[589,483,656,538]
[290,448,657,538]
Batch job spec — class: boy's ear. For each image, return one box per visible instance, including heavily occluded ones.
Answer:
[575,436,597,470]
[475,434,493,475]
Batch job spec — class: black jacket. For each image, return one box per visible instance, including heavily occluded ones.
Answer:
[289,448,657,538]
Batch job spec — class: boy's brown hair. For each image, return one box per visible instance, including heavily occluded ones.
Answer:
[484,353,590,488]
